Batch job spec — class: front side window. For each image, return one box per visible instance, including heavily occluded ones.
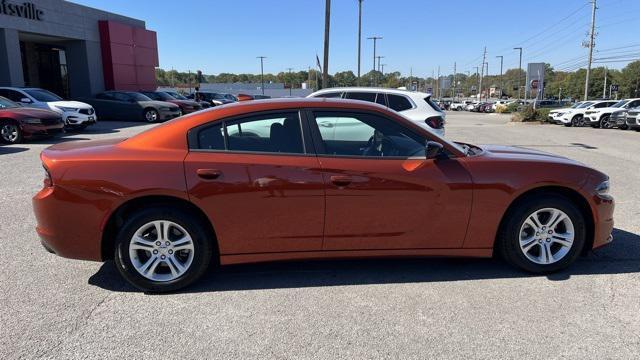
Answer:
[387,94,414,111]
[313,111,425,158]
[111,92,132,102]
[195,112,304,154]
[0,89,24,102]
[625,100,640,108]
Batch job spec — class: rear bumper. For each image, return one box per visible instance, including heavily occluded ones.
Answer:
[33,185,106,261]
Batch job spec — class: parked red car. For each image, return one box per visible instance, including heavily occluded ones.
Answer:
[33,98,614,292]
[140,91,203,114]
[0,96,64,144]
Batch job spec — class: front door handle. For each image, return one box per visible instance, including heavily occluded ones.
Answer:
[196,169,222,180]
[330,175,352,187]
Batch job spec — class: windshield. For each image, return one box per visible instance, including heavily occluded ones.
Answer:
[577,102,594,108]
[24,89,63,102]
[0,96,18,108]
[611,100,628,108]
[126,92,153,101]
[570,102,583,108]
[166,92,186,100]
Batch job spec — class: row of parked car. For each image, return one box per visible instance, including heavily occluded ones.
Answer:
[548,98,640,130]
[0,86,265,144]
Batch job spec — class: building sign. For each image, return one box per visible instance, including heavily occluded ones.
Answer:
[0,1,43,21]
[611,84,619,92]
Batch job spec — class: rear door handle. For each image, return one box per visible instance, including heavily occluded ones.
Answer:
[330,175,352,187]
[196,169,222,180]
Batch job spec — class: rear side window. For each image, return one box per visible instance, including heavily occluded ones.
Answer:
[424,97,441,112]
[194,112,305,154]
[387,94,413,111]
[345,92,376,103]
[315,92,343,98]
[594,102,609,108]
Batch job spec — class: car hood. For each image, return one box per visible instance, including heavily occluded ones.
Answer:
[46,100,93,109]
[1,107,61,119]
[479,144,584,166]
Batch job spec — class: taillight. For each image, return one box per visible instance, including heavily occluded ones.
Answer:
[43,166,53,187]
[425,116,444,129]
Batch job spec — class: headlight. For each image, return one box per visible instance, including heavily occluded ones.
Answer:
[23,118,42,124]
[596,179,610,196]
[55,106,78,112]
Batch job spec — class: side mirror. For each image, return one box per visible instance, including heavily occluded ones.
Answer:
[20,97,32,103]
[425,141,444,159]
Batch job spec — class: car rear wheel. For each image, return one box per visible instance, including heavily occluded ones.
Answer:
[114,207,214,292]
[0,122,23,144]
[498,194,586,273]
[143,109,159,123]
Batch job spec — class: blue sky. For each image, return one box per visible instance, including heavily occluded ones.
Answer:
[75,0,640,76]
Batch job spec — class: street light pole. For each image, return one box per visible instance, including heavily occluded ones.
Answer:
[257,56,266,95]
[286,67,294,96]
[367,36,382,85]
[322,0,331,90]
[513,47,523,100]
[357,0,363,86]
[496,55,503,98]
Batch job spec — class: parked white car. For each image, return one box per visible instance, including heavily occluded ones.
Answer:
[307,87,446,136]
[450,100,472,111]
[585,98,640,128]
[548,101,586,124]
[0,87,97,129]
[558,100,617,127]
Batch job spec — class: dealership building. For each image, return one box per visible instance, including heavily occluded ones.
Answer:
[0,0,158,98]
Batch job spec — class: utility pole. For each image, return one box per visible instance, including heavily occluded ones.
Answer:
[496,55,503,98]
[602,66,607,99]
[584,0,597,101]
[473,66,479,98]
[357,0,363,86]
[286,67,294,96]
[376,56,384,72]
[380,64,385,75]
[479,47,486,101]
[322,0,331,90]
[436,66,440,99]
[367,36,382,85]
[559,87,562,103]
[257,56,266,95]
[453,62,457,100]
[514,47,523,100]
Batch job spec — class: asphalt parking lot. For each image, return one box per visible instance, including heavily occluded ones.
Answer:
[1,112,639,359]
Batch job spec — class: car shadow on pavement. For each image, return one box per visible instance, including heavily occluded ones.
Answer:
[0,146,29,155]
[88,227,640,294]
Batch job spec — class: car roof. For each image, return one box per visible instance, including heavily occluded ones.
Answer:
[310,87,430,97]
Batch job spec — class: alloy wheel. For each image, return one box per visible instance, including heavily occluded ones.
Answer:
[601,116,612,129]
[128,220,195,281]
[145,110,158,122]
[519,208,574,265]
[1,124,19,143]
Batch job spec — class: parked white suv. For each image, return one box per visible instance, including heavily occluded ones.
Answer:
[307,87,446,136]
[0,87,97,129]
[558,100,617,127]
[585,98,640,128]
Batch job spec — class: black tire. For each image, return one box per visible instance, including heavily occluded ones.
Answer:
[0,121,23,144]
[143,108,160,123]
[600,115,611,129]
[114,206,214,292]
[569,115,582,127]
[618,124,628,130]
[497,194,586,273]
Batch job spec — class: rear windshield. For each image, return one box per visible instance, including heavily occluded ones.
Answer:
[424,97,441,112]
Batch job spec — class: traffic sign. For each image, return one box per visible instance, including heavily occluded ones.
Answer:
[611,84,619,92]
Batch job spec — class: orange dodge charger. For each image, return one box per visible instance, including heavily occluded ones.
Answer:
[33,98,614,292]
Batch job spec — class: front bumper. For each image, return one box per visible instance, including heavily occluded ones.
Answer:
[159,109,182,121]
[63,112,97,126]
[22,122,64,139]
[591,193,615,250]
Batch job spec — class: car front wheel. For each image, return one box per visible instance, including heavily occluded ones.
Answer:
[498,194,586,273]
[600,115,612,129]
[143,109,159,123]
[114,207,214,292]
[0,122,23,144]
